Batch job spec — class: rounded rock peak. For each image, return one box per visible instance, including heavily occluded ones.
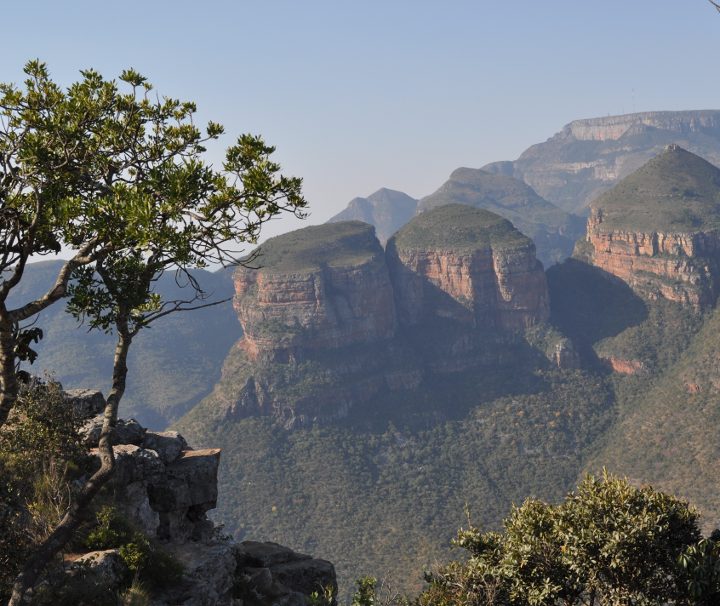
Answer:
[390,204,530,252]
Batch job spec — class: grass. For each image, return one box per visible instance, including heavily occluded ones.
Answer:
[390,204,531,252]
[248,221,383,273]
[591,146,720,232]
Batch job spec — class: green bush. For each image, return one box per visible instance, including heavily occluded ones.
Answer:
[419,472,714,606]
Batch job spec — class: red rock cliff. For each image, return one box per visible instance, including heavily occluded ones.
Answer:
[233,222,396,361]
[585,146,720,308]
[387,205,549,331]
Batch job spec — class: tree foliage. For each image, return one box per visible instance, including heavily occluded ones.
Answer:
[419,472,717,605]
[0,60,307,604]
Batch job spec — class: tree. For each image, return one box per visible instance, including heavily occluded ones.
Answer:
[0,61,124,427]
[420,472,709,605]
[2,63,306,604]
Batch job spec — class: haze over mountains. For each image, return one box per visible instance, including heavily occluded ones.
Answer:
[17,110,720,595]
[331,110,720,267]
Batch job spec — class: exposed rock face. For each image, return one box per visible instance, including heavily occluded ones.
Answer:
[189,210,555,428]
[416,167,584,266]
[388,205,549,331]
[482,110,720,214]
[585,146,720,308]
[327,188,418,244]
[63,391,337,606]
[234,221,396,363]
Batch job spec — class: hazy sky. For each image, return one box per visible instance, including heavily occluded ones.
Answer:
[2,1,719,238]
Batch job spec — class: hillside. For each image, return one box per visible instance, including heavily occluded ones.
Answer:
[585,146,720,308]
[483,110,720,214]
[175,210,600,594]
[416,168,584,265]
[327,188,418,244]
[8,261,240,427]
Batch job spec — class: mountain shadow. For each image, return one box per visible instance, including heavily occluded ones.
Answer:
[546,258,648,364]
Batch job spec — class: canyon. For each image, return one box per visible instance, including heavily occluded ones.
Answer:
[181,205,558,431]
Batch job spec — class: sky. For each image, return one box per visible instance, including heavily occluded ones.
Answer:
[1,0,719,240]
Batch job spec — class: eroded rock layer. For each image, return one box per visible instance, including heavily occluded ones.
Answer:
[482,110,720,214]
[585,146,720,308]
[234,221,396,362]
[192,209,555,427]
[388,205,549,330]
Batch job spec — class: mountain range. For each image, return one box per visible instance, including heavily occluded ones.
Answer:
[14,110,720,597]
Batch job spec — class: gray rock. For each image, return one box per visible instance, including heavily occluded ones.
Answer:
[149,449,220,513]
[117,480,160,536]
[157,540,238,606]
[82,416,146,447]
[111,444,164,486]
[235,542,311,569]
[64,389,105,420]
[143,430,188,464]
[72,549,128,590]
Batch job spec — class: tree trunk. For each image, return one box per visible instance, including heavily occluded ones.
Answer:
[0,307,19,428]
[8,321,132,605]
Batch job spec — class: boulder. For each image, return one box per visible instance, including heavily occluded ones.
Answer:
[81,415,146,447]
[142,430,188,464]
[63,388,105,420]
[72,549,128,590]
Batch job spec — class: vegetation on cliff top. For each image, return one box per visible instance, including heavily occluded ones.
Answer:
[248,221,383,273]
[590,145,720,232]
[390,204,531,252]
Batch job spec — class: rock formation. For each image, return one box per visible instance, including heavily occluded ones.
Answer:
[584,145,720,308]
[234,221,396,363]
[182,209,560,430]
[416,168,584,266]
[387,204,549,331]
[482,110,720,214]
[62,389,336,606]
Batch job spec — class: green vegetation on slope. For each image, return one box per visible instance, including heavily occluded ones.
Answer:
[587,303,720,529]
[416,168,585,267]
[9,261,240,428]
[178,368,613,598]
[249,221,383,273]
[391,204,530,252]
[591,145,720,232]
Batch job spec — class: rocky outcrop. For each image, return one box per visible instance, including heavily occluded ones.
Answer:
[62,390,337,606]
[234,221,396,363]
[387,205,549,331]
[189,209,557,428]
[482,110,720,214]
[585,146,720,308]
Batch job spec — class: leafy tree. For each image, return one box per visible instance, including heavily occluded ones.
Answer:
[420,471,708,605]
[2,63,306,604]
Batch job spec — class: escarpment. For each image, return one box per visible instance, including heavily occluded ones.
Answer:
[585,146,720,308]
[387,204,549,331]
[482,110,720,214]
[234,221,397,362]
[183,208,557,429]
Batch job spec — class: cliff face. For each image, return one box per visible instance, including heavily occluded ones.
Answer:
[388,205,548,331]
[234,251,396,362]
[482,110,720,214]
[585,146,720,308]
[587,211,720,307]
[184,210,556,428]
